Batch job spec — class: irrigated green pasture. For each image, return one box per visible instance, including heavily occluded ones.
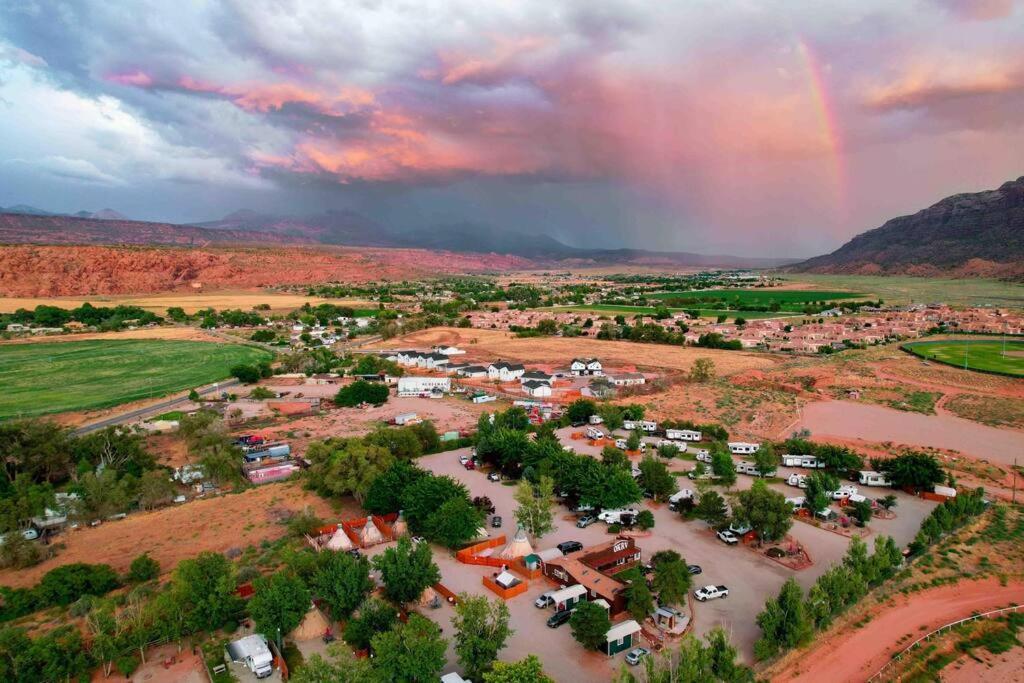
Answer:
[0,340,272,419]
[646,288,863,309]
[902,338,1024,377]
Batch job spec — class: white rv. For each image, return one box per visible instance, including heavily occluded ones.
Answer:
[782,454,826,469]
[665,428,702,442]
[858,471,892,487]
[623,420,658,433]
[728,442,760,455]
[226,635,274,679]
[586,426,605,440]
[668,489,694,511]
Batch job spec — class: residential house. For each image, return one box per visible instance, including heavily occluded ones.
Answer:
[488,361,526,382]
[520,369,553,385]
[522,380,552,398]
[604,620,642,656]
[458,365,489,378]
[607,372,646,387]
[570,358,603,376]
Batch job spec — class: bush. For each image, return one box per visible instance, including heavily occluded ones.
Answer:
[608,523,622,533]
[36,563,120,606]
[0,532,44,569]
[116,654,140,677]
[335,381,389,407]
[637,510,655,530]
[127,553,160,583]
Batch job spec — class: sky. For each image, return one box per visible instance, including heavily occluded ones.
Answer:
[0,1,1022,257]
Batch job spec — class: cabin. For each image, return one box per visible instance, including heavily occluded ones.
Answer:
[570,358,603,376]
[728,442,760,455]
[666,428,702,442]
[608,372,646,387]
[549,584,587,611]
[603,620,642,656]
[488,361,526,382]
[858,471,892,487]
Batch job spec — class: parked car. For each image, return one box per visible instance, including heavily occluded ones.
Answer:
[625,647,651,666]
[687,564,703,575]
[547,609,574,628]
[694,585,730,601]
[487,472,501,482]
[576,515,596,528]
[463,460,476,470]
[597,508,639,524]
[459,454,470,465]
[717,530,739,545]
[557,540,584,555]
[491,515,502,528]
[534,592,555,608]
[411,536,426,545]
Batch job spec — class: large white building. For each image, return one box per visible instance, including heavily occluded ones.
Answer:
[397,376,451,396]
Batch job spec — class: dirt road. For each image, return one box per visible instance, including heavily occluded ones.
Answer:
[771,578,1024,683]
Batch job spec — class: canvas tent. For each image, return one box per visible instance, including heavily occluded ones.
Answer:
[291,604,331,641]
[359,520,383,546]
[499,526,534,560]
[325,528,354,551]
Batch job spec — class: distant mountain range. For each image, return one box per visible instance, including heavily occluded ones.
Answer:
[0,205,794,268]
[791,177,1024,279]
[1,205,129,221]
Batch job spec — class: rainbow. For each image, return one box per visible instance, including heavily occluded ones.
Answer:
[796,38,848,217]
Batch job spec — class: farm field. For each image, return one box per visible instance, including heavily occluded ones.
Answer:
[535,303,793,319]
[778,274,1024,307]
[0,339,271,419]
[646,287,864,309]
[902,339,1024,377]
[0,291,376,314]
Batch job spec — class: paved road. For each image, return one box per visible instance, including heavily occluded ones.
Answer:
[73,378,240,435]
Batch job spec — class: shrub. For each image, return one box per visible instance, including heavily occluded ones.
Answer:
[637,510,655,530]
[127,553,160,583]
[36,563,120,606]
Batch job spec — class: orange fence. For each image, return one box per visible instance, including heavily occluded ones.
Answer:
[433,582,459,605]
[456,535,508,567]
[483,575,530,600]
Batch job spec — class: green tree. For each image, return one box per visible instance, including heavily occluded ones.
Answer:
[343,598,399,651]
[427,496,484,548]
[734,480,793,542]
[804,471,840,514]
[594,467,643,510]
[483,655,553,683]
[566,399,597,424]
[689,358,716,382]
[230,364,263,384]
[602,446,630,470]
[651,550,692,606]
[451,594,514,680]
[657,442,680,459]
[536,318,558,335]
[370,613,446,683]
[248,571,311,645]
[335,380,389,407]
[850,499,873,525]
[636,509,655,530]
[622,571,654,622]
[127,553,160,583]
[170,551,243,633]
[306,439,395,503]
[137,469,176,510]
[710,446,736,488]
[596,404,625,431]
[873,451,945,491]
[570,601,612,650]
[513,475,556,538]
[367,427,423,460]
[363,460,428,515]
[401,474,469,531]
[639,455,676,501]
[0,530,43,569]
[291,644,376,683]
[705,626,755,682]
[754,578,812,660]
[196,438,243,487]
[626,430,642,452]
[310,551,373,620]
[373,536,440,607]
[752,443,778,477]
[694,490,729,527]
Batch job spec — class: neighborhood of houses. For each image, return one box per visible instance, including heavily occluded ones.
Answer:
[466,304,1024,353]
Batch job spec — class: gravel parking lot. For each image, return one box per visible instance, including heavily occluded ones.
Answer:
[396,426,937,681]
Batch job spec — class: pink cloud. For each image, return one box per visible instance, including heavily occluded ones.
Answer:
[107,70,154,87]
[863,62,1024,110]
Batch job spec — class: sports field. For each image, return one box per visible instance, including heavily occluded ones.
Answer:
[902,339,1024,377]
[535,304,792,319]
[778,274,1024,307]
[0,340,272,419]
[646,288,863,309]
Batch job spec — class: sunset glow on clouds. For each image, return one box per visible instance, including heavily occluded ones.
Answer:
[1,0,1022,255]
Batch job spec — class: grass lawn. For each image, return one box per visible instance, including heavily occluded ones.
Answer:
[777,274,1024,307]
[902,339,1024,377]
[646,288,864,309]
[534,304,793,319]
[0,339,272,419]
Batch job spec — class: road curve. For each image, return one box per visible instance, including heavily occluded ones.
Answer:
[73,378,241,435]
[771,577,1024,683]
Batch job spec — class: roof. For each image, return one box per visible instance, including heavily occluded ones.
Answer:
[522,380,549,390]
[522,370,552,379]
[550,584,587,602]
[461,365,488,372]
[606,620,641,642]
[491,361,525,371]
[545,557,626,602]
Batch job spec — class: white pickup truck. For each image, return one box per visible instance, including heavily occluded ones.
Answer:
[694,585,729,601]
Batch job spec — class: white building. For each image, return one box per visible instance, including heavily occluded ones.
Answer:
[666,428,702,442]
[397,376,450,396]
[728,442,760,455]
[522,380,552,397]
[608,372,646,386]
[488,361,526,382]
[570,358,603,376]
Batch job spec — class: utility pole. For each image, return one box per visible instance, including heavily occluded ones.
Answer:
[1013,458,1018,505]
[963,339,969,370]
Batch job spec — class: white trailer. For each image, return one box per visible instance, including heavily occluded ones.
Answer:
[668,489,694,511]
[586,426,605,440]
[782,454,826,469]
[226,634,274,679]
[858,471,892,487]
[666,428,702,442]
[623,420,658,432]
[728,442,760,455]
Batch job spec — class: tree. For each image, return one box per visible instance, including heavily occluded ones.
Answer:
[705,626,754,682]
[536,318,558,335]
[754,578,812,660]
[0,419,74,485]
[622,571,654,622]
[602,446,630,470]
[248,571,311,645]
[483,655,553,683]
[849,499,873,526]
[401,474,469,531]
[570,601,612,650]
[734,480,793,542]
[804,471,840,514]
[196,438,243,487]
[127,553,160,583]
[364,461,428,515]
[694,490,729,527]
[136,469,176,509]
[170,551,243,633]
[636,509,655,530]
[310,551,373,620]
[73,426,155,478]
[451,594,513,680]
[594,467,643,510]
[370,613,446,683]
[566,399,597,424]
[427,496,484,548]
[231,364,263,384]
[626,430,642,452]
[343,598,399,651]
[596,404,625,431]
[752,443,778,477]
[292,645,376,683]
[335,380,389,407]
[373,536,440,607]
[36,563,120,606]
[0,531,43,569]
[689,358,716,382]
[366,427,423,460]
[710,446,736,488]
[657,442,680,459]
[639,455,676,501]
[651,550,692,606]
[513,475,556,538]
[306,439,395,502]
[878,494,898,511]
[873,452,945,491]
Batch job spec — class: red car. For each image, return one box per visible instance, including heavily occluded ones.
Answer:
[463,460,476,470]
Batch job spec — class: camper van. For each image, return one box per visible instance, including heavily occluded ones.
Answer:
[728,442,760,455]
[623,420,658,433]
[858,471,892,487]
[586,426,604,440]
[598,508,639,524]
[787,473,808,488]
[227,635,274,679]
[665,428,702,442]
[668,489,695,511]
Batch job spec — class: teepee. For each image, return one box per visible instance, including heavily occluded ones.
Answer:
[291,604,331,641]
[360,519,383,546]
[499,526,534,560]
[391,511,408,538]
[325,527,354,551]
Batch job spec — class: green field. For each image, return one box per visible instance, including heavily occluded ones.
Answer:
[902,338,1024,377]
[0,340,272,419]
[778,274,1024,307]
[535,304,792,319]
[646,288,863,309]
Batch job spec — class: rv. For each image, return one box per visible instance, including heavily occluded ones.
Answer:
[728,442,760,455]
[226,635,274,679]
[695,450,713,463]
[787,473,808,488]
[782,454,825,469]
[668,489,694,511]
[858,471,892,487]
[586,426,605,440]
[623,420,658,433]
[737,461,775,477]
[665,428,702,442]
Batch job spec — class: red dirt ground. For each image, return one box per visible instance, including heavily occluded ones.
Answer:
[770,578,1024,683]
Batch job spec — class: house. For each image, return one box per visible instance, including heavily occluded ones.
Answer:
[459,365,489,378]
[423,352,451,370]
[522,380,552,398]
[666,428,701,442]
[396,376,450,396]
[543,556,628,614]
[607,372,646,387]
[858,471,892,487]
[577,536,641,576]
[549,584,587,611]
[520,370,553,385]
[728,441,760,455]
[603,620,642,656]
[432,345,466,356]
[570,358,603,376]
[488,361,526,382]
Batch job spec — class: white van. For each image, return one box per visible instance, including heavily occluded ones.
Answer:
[598,508,639,524]
[586,426,604,440]
[668,489,694,511]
